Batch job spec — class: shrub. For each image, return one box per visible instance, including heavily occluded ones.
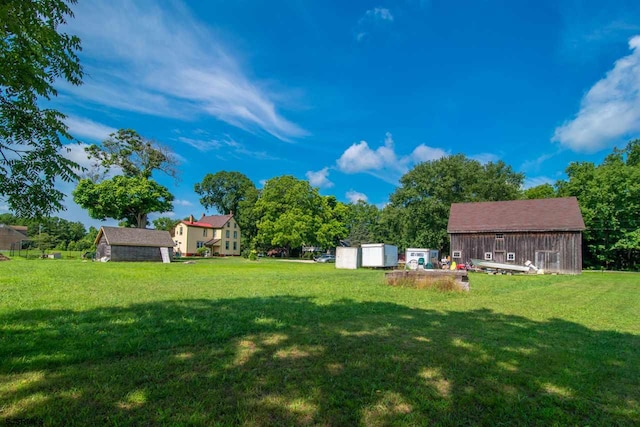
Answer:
[248,250,258,261]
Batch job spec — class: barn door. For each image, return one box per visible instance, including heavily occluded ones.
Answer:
[535,251,560,272]
[494,251,505,263]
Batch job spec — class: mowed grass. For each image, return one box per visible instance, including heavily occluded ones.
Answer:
[0,257,638,426]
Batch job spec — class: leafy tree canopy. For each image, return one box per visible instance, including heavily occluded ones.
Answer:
[557,140,640,270]
[73,176,174,228]
[152,216,180,232]
[85,129,179,181]
[0,0,83,217]
[524,183,557,200]
[194,171,255,215]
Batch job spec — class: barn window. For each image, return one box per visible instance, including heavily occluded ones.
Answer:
[452,250,462,258]
[196,241,204,249]
[507,252,516,261]
[495,233,504,239]
[484,252,493,261]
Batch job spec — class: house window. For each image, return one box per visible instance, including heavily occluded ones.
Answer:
[203,229,207,237]
[227,222,230,228]
[225,241,229,250]
[233,231,237,239]
[179,227,183,236]
[226,230,230,238]
[233,242,237,250]
[507,252,516,261]
[452,250,462,259]
[196,241,204,248]
[495,233,504,239]
[234,222,237,228]
[484,252,493,261]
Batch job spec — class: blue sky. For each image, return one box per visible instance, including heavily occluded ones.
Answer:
[7,0,640,227]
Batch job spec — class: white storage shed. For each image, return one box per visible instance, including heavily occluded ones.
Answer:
[361,243,398,268]
[336,247,362,269]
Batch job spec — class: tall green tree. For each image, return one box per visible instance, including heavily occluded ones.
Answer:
[194,171,255,216]
[386,155,524,252]
[524,183,557,200]
[152,216,180,232]
[557,140,640,270]
[73,176,174,228]
[252,175,346,252]
[344,200,382,246]
[85,128,179,181]
[1,0,83,217]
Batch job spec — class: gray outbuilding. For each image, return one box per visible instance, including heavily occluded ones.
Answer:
[95,226,175,262]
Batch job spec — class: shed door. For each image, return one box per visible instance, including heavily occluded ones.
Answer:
[535,251,560,272]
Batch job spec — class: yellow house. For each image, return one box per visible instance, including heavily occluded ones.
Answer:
[173,214,241,256]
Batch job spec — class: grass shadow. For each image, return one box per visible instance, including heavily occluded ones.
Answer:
[1,296,638,425]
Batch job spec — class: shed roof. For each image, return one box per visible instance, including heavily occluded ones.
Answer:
[95,226,175,247]
[447,197,585,233]
[200,214,233,228]
[179,220,214,229]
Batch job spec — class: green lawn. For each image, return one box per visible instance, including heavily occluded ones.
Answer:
[1,257,638,426]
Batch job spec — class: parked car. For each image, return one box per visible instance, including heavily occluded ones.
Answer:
[314,254,335,263]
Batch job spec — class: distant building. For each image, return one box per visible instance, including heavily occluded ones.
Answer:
[0,224,28,250]
[447,197,585,274]
[95,226,175,262]
[173,214,241,256]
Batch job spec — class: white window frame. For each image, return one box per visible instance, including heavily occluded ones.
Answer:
[507,252,516,261]
[495,233,504,239]
[484,252,493,261]
[452,250,462,259]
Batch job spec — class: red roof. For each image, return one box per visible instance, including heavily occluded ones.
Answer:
[447,197,585,233]
[199,214,233,228]
[180,220,214,229]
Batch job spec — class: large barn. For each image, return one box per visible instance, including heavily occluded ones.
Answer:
[95,227,175,262]
[447,197,585,274]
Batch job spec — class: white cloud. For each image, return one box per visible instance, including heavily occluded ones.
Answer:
[336,132,447,184]
[470,153,500,165]
[355,7,394,41]
[65,116,116,142]
[177,137,221,152]
[411,144,448,163]
[174,199,194,207]
[552,35,640,153]
[306,167,334,188]
[64,0,306,142]
[346,190,368,203]
[366,8,394,22]
[520,152,558,173]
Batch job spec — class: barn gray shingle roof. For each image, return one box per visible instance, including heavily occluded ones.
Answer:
[447,197,585,233]
[95,227,175,247]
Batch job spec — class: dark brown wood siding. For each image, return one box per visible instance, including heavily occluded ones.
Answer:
[449,231,582,274]
[110,245,173,262]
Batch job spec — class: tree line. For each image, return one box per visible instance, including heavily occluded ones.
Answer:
[1,0,638,269]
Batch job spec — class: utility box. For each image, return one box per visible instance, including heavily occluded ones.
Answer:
[405,248,439,269]
[336,246,361,269]
[361,243,398,268]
